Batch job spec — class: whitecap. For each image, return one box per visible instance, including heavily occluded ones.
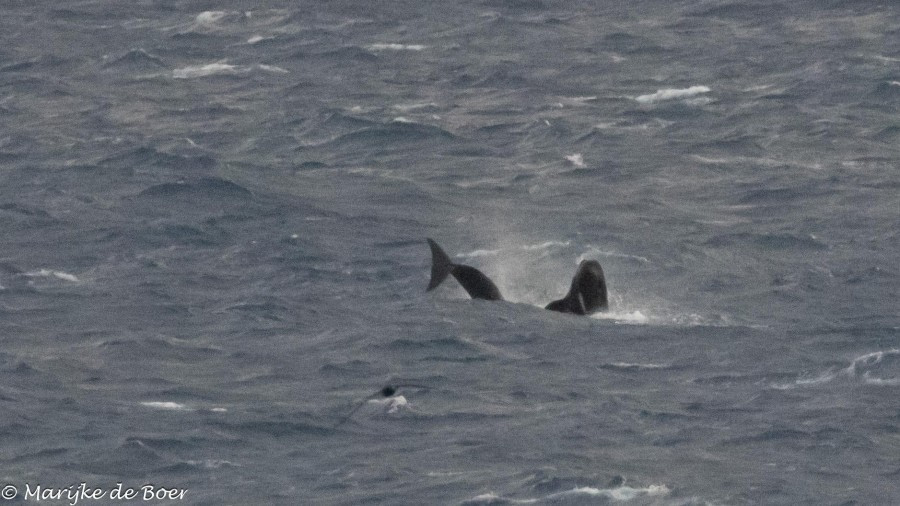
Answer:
[393,102,439,112]
[186,459,238,469]
[367,43,427,51]
[466,492,534,504]
[775,349,900,389]
[845,349,900,374]
[591,310,650,324]
[456,249,501,258]
[682,96,714,106]
[426,469,482,477]
[553,96,598,107]
[367,395,407,414]
[795,370,838,386]
[771,369,838,389]
[635,85,711,104]
[247,35,268,44]
[453,177,509,188]
[566,95,597,103]
[464,484,670,504]
[521,240,570,251]
[845,349,900,385]
[140,401,190,411]
[452,241,570,258]
[258,64,289,74]
[173,63,241,79]
[593,118,673,131]
[562,484,670,501]
[591,306,746,328]
[578,247,650,264]
[24,269,79,282]
[861,375,900,386]
[195,10,227,26]
[172,63,285,78]
[565,153,585,167]
[602,362,669,371]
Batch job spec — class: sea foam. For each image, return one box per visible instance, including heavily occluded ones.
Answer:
[24,269,79,282]
[367,43,427,51]
[140,401,191,411]
[635,85,711,104]
[464,483,670,504]
[773,349,900,389]
[173,63,241,79]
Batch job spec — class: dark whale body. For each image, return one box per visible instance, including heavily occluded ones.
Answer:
[425,238,608,315]
[544,260,608,315]
[426,238,503,301]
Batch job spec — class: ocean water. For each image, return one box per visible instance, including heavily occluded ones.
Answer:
[1,1,898,504]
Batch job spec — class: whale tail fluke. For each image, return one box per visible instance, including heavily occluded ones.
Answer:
[426,238,504,301]
[426,238,454,291]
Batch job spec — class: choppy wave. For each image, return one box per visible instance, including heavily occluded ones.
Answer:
[846,349,900,386]
[101,49,167,71]
[773,349,900,389]
[140,401,191,411]
[172,62,288,79]
[634,86,711,104]
[366,395,408,414]
[591,118,674,132]
[312,120,459,149]
[172,62,242,79]
[195,10,230,27]
[367,43,427,51]
[521,241,571,251]
[247,35,271,44]
[599,362,671,371]
[577,247,650,264]
[456,249,502,258]
[564,153,585,167]
[456,241,571,259]
[463,483,671,504]
[23,269,79,282]
[135,177,253,201]
[3,1,899,503]
[590,304,746,328]
[591,310,651,325]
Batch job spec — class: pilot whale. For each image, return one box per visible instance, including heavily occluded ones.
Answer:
[425,238,608,315]
[544,259,608,315]
[426,238,503,301]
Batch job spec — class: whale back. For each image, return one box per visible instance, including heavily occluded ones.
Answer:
[450,264,503,301]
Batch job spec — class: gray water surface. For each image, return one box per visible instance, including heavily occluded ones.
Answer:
[1,1,898,504]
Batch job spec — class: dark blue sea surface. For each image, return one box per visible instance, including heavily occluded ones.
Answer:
[1,1,898,504]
